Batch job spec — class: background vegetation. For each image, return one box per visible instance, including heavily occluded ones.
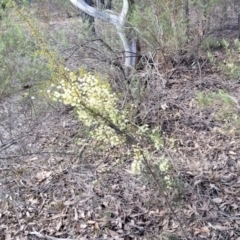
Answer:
[1,0,240,239]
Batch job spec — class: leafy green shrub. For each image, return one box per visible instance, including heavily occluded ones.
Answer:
[27,0,75,21]
[0,7,50,99]
[129,0,188,53]
[202,37,225,51]
[129,0,228,52]
[207,39,240,79]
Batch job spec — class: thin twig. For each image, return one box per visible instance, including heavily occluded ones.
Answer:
[197,60,202,83]
[28,232,76,240]
[0,151,76,159]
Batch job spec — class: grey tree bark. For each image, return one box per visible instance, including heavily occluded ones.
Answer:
[69,0,141,69]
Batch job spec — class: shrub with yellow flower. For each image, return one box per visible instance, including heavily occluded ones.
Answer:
[50,69,128,147]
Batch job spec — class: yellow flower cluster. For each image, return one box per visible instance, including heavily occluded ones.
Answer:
[131,145,173,189]
[159,158,173,189]
[50,69,128,147]
[159,158,169,172]
[131,145,143,174]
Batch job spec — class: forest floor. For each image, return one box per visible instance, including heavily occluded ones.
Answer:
[1,5,240,240]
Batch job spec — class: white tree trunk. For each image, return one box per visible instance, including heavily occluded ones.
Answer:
[69,0,139,68]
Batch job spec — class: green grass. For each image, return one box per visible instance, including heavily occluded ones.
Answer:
[196,90,240,134]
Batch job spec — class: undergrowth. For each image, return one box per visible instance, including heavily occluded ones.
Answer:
[196,90,240,134]
[12,3,177,194]
[0,4,50,100]
[2,0,240,238]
